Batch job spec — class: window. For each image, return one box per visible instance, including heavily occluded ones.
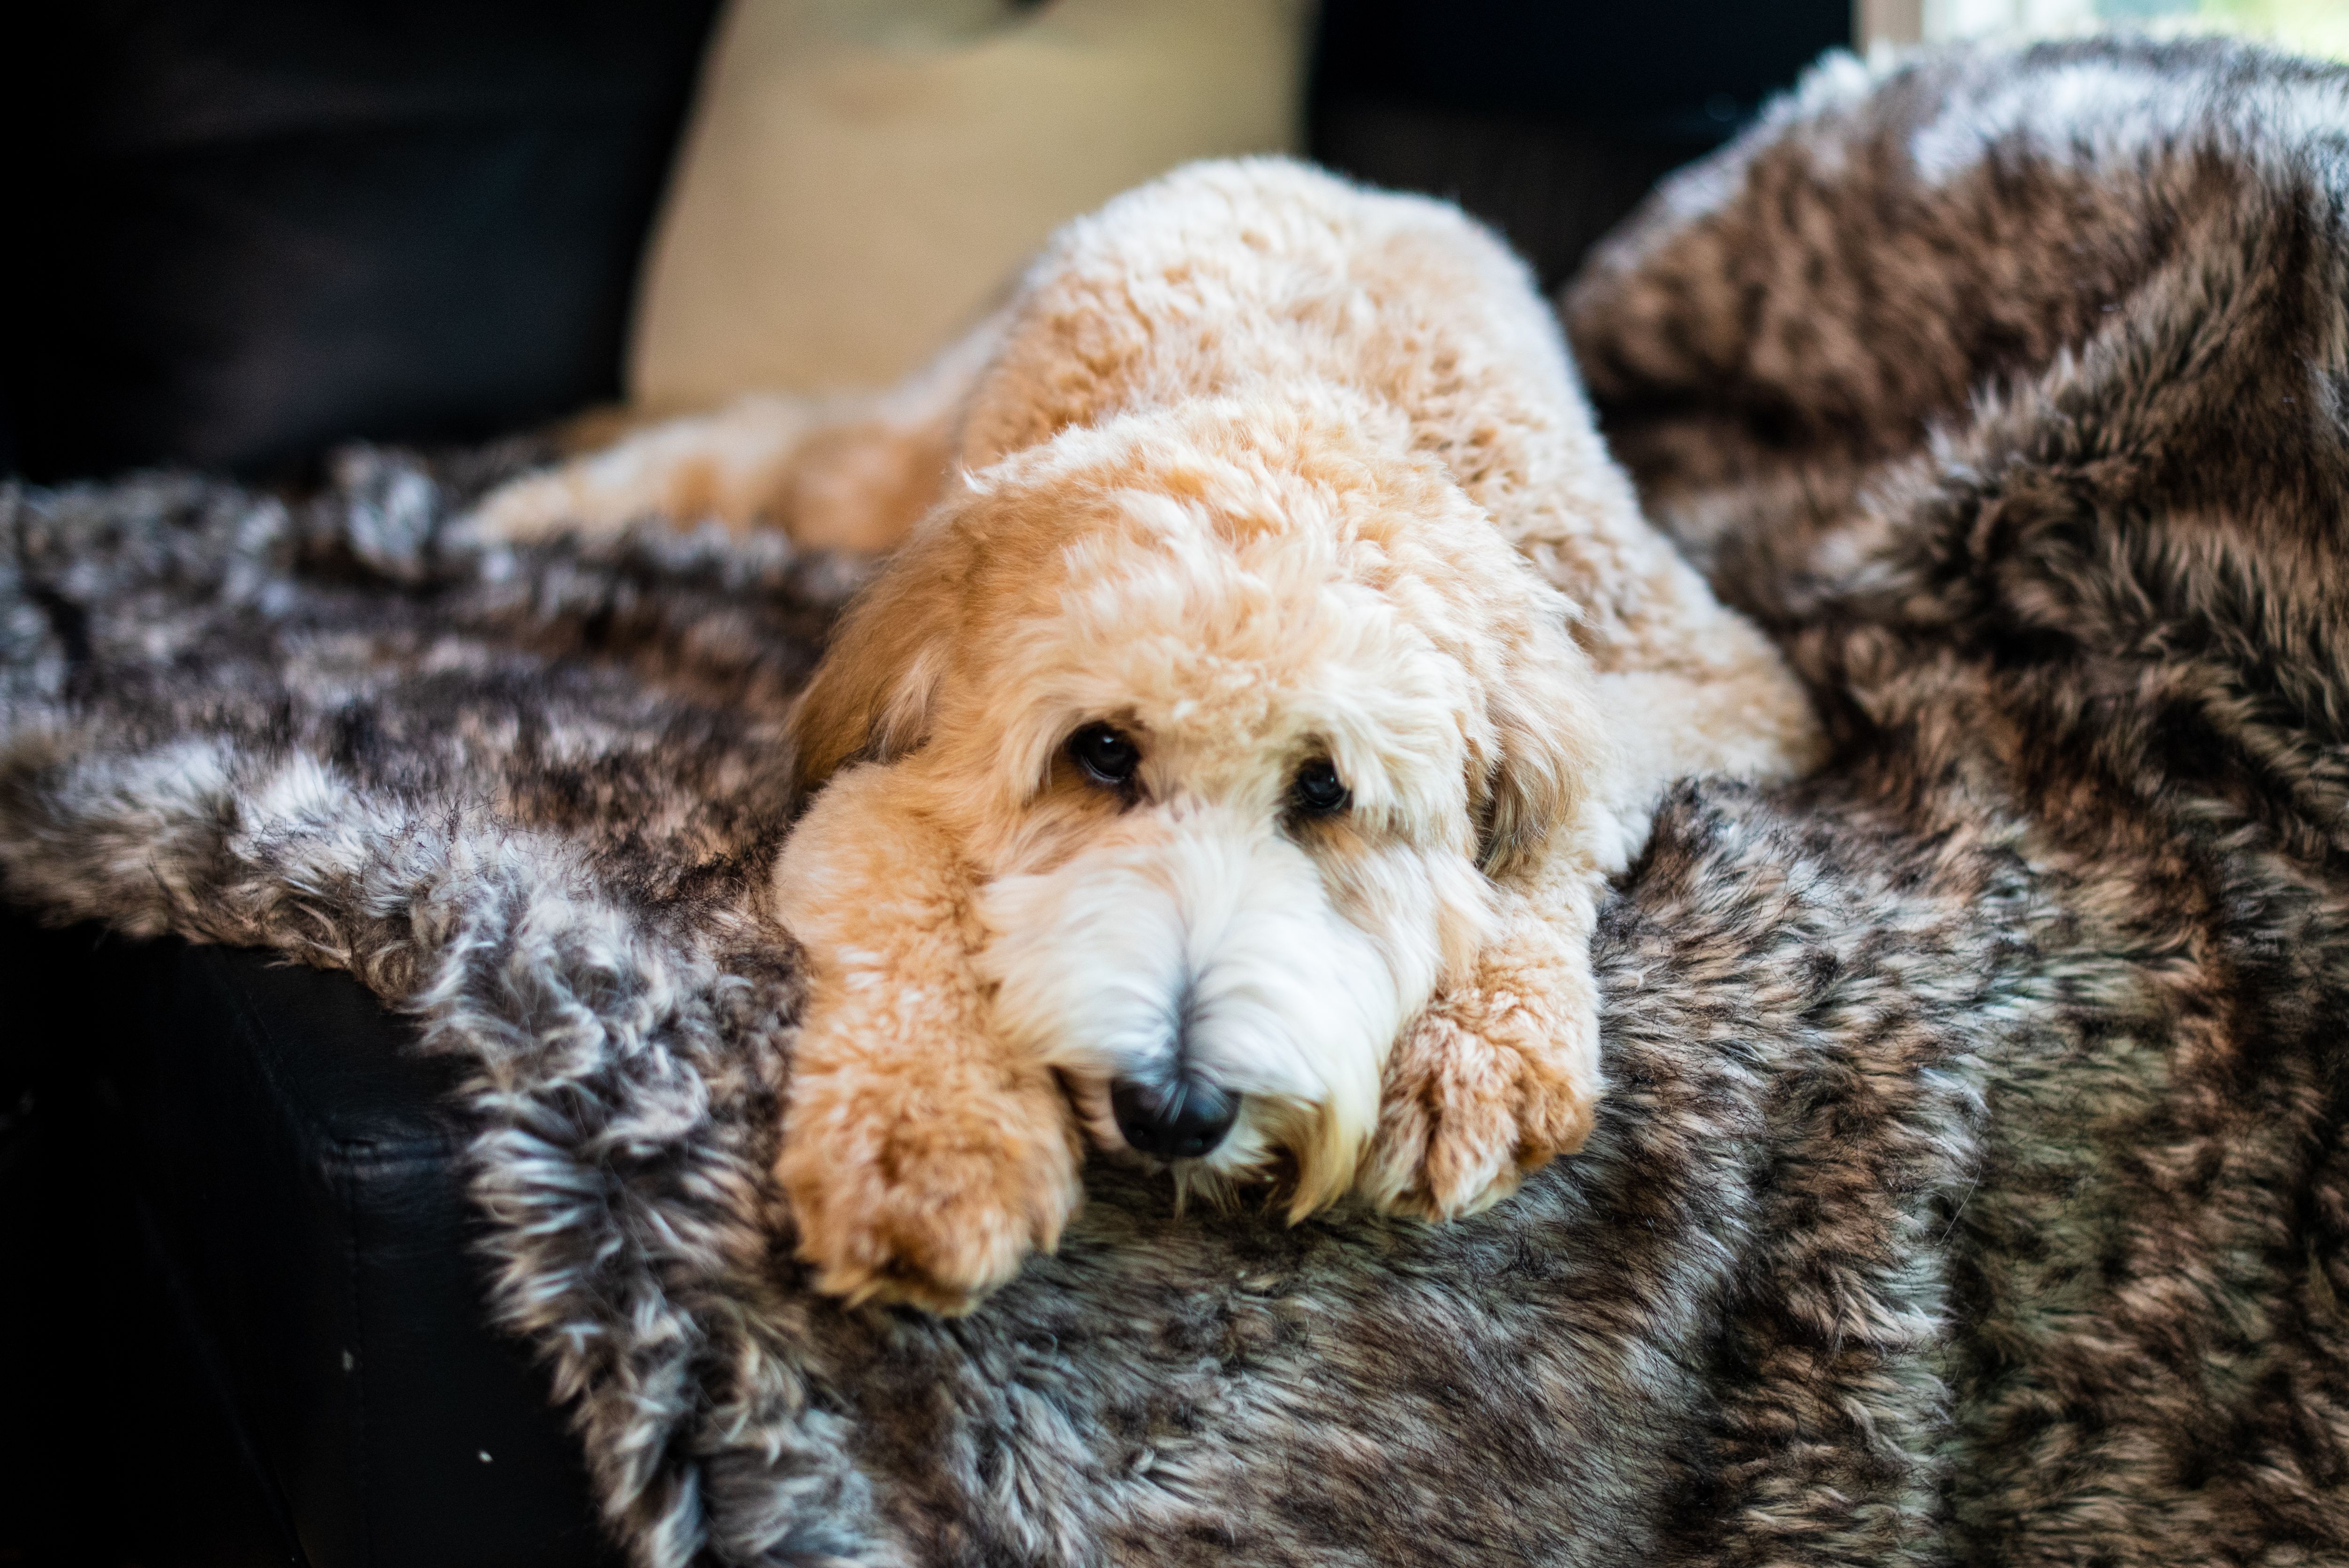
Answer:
[1857,0,2348,61]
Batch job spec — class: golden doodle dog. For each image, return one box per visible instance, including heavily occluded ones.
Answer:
[476,158,1821,1312]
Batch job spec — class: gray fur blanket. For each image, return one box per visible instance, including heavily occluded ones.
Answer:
[8,36,2349,1567]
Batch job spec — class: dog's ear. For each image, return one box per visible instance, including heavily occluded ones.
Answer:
[788,536,960,799]
[1473,628,1605,883]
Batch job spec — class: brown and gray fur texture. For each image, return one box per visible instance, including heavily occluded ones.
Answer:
[5,34,2349,1567]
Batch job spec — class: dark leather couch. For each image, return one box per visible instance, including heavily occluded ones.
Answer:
[0,4,1843,1562]
[1,921,619,1566]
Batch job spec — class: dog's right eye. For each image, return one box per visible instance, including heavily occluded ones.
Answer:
[1068,723,1140,788]
[1290,757,1351,816]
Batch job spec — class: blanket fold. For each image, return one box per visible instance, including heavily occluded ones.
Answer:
[8,36,2349,1568]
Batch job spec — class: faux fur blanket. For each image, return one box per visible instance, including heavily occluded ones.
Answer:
[8,36,2349,1567]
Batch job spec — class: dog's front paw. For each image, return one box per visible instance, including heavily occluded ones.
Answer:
[778,1058,1084,1314]
[1358,937,1600,1221]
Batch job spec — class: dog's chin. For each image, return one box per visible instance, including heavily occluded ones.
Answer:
[975,807,1426,1215]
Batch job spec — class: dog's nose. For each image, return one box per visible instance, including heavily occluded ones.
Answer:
[1109,1075,1238,1160]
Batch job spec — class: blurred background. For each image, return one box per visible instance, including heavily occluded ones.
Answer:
[0,0,1836,483]
[6,1,2339,488]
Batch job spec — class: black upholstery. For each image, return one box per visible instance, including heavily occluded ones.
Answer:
[1310,0,1849,286]
[0,5,1850,1562]
[1,0,721,481]
[127,939,613,1567]
[0,912,617,1567]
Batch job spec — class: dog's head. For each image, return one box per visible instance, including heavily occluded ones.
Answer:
[787,393,1608,1211]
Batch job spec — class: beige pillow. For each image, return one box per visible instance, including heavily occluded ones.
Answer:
[627,0,1312,413]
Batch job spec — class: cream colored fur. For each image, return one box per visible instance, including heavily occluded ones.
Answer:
[473,158,1822,1312]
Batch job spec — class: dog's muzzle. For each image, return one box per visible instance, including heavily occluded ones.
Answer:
[1110,1074,1238,1159]
[980,800,1418,1182]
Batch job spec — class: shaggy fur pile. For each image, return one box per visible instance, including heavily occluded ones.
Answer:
[7,35,2349,1566]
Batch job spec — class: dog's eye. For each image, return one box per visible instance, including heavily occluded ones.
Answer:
[1290,758,1350,815]
[1068,723,1141,787]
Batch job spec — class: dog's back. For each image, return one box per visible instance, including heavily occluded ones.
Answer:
[964,161,1641,611]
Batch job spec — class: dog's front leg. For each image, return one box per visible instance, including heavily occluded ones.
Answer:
[770,760,1084,1312]
[468,394,825,543]
[1359,870,1602,1221]
[468,306,1006,551]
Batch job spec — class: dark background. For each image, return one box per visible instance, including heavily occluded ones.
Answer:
[0,3,1848,1563]
[0,0,1847,484]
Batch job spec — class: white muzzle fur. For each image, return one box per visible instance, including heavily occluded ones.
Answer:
[976,799,1426,1203]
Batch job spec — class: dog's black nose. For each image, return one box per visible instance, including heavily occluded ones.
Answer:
[1110,1076,1238,1160]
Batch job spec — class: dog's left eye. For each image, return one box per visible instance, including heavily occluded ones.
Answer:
[1069,723,1141,787]
[1290,758,1350,815]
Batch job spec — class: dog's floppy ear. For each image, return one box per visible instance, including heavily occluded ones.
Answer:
[788,533,962,799]
[1473,626,1605,883]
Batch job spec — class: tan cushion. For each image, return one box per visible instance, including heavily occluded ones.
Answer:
[627,0,1311,411]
